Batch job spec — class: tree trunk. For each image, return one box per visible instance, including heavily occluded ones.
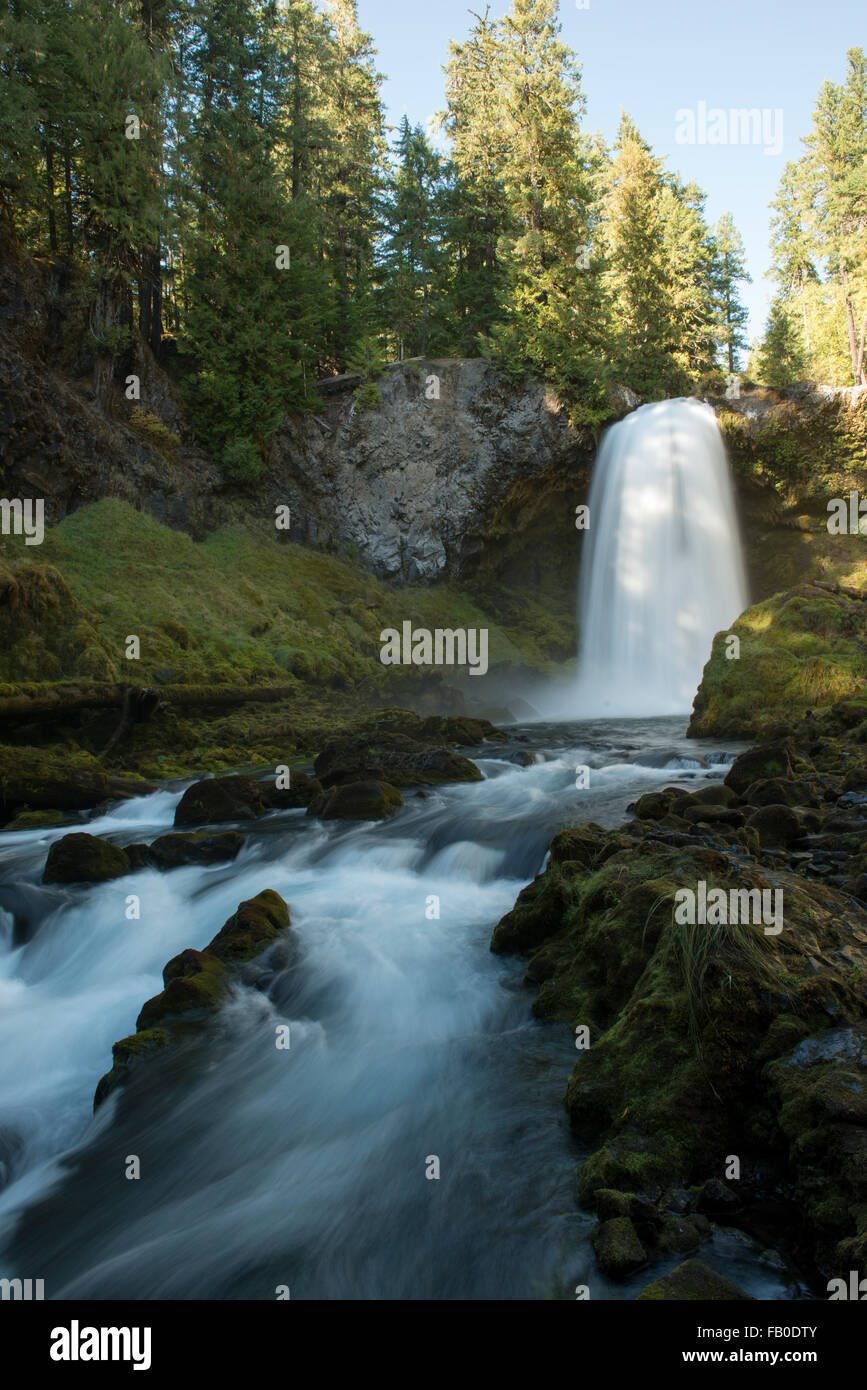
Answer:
[43,133,57,252]
[855,315,867,387]
[63,146,74,253]
[841,263,860,383]
[139,240,163,358]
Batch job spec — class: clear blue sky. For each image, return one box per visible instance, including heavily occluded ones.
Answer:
[353,0,866,345]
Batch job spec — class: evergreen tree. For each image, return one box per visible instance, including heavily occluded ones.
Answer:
[482,0,609,419]
[660,177,718,380]
[603,114,676,396]
[753,297,808,386]
[801,48,867,383]
[379,117,451,359]
[318,0,386,368]
[441,7,510,350]
[710,211,751,373]
[179,0,324,473]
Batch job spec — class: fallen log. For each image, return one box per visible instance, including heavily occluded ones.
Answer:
[0,682,297,725]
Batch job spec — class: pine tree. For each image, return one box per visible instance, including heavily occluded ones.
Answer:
[753,297,808,386]
[603,114,676,396]
[482,0,609,419]
[63,0,166,398]
[0,0,48,238]
[710,212,751,373]
[318,0,386,368]
[660,177,718,380]
[179,0,323,473]
[801,48,867,383]
[378,117,451,359]
[441,7,510,350]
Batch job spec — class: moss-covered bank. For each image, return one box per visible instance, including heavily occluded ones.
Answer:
[0,498,541,781]
[494,712,867,1293]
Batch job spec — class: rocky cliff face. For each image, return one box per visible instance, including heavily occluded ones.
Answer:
[268,359,615,583]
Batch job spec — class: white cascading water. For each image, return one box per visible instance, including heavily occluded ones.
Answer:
[0,728,795,1300]
[574,397,748,716]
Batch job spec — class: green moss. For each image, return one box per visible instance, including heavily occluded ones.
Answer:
[690,582,867,738]
[0,499,539,776]
[96,890,293,1109]
[4,808,69,830]
[42,832,130,884]
[637,1259,753,1301]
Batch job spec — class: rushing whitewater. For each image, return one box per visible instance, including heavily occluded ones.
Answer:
[0,721,796,1300]
[574,398,747,716]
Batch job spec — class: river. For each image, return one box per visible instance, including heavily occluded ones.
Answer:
[0,717,803,1300]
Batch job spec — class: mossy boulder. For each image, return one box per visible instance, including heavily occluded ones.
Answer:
[655,1214,703,1256]
[637,1260,753,1301]
[548,823,621,869]
[95,889,293,1108]
[591,1217,647,1279]
[313,731,482,790]
[307,779,403,821]
[491,873,573,954]
[681,805,745,828]
[173,775,266,827]
[0,745,110,817]
[92,1030,171,1110]
[690,583,867,740]
[4,808,70,830]
[145,830,246,870]
[724,739,808,795]
[743,777,819,808]
[632,789,686,821]
[746,803,803,848]
[42,832,130,884]
[260,771,322,810]
[765,1028,867,1271]
[360,708,506,747]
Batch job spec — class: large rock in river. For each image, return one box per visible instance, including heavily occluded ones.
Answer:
[94,889,293,1108]
[43,832,130,884]
[173,774,266,827]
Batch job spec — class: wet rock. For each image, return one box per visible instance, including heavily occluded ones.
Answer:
[592,1217,647,1279]
[174,775,266,827]
[637,1259,753,1301]
[260,771,322,810]
[746,803,802,848]
[42,832,130,884]
[313,732,481,790]
[631,790,685,821]
[549,824,616,869]
[147,831,245,870]
[724,741,805,795]
[680,783,737,808]
[593,1189,633,1219]
[698,1178,742,1215]
[661,1186,694,1215]
[744,777,820,808]
[656,1214,703,1255]
[491,874,572,954]
[307,779,403,821]
[4,809,72,831]
[681,805,745,828]
[95,889,293,1108]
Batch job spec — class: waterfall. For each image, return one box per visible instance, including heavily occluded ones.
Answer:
[574,398,748,716]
